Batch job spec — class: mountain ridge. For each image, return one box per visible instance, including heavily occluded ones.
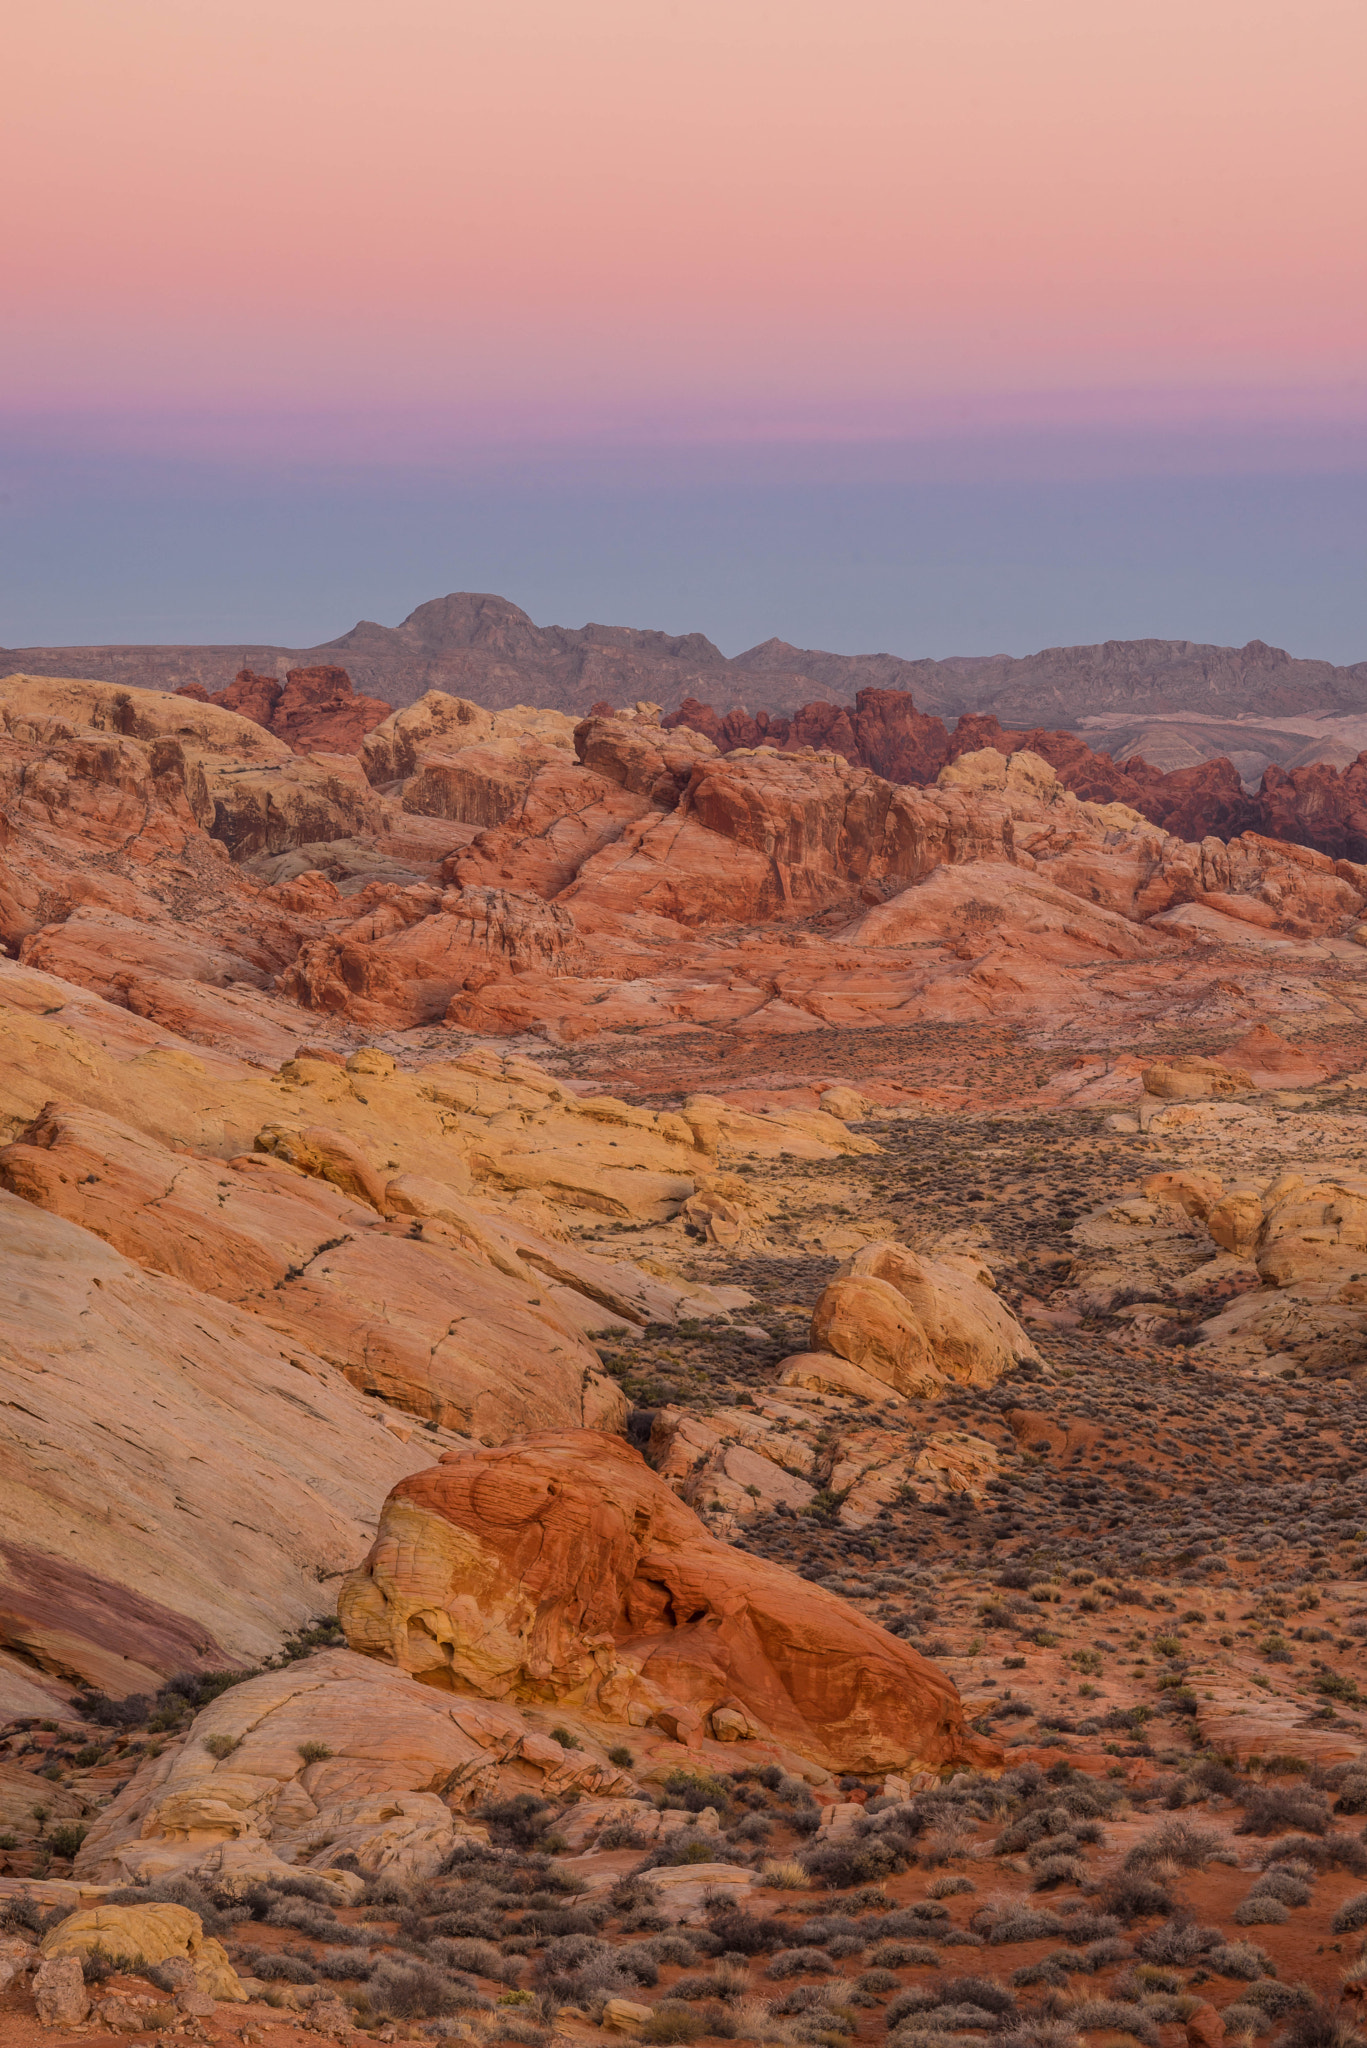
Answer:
[5,588,1366,727]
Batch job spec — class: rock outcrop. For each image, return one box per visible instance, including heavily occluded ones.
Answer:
[339,1432,997,1775]
[178,663,392,754]
[807,1242,1039,1396]
[40,1903,244,2000]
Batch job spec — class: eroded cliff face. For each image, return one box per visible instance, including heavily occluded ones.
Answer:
[7,669,1367,2047]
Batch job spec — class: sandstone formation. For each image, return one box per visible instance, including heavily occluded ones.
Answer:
[1141,1054,1254,1100]
[40,1902,244,1999]
[338,1432,997,1775]
[7,671,1367,1059]
[807,1241,1038,1396]
[667,687,1367,865]
[177,663,392,754]
[0,1183,436,1689]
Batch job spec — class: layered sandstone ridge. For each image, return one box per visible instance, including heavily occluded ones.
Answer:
[0,950,900,1699]
[5,673,1366,1058]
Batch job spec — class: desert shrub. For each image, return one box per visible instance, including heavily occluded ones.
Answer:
[318,1952,374,1980]
[1058,1916,1121,1948]
[638,1934,703,1968]
[1335,1771,1367,1814]
[995,1808,1080,1856]
[236,1947,318,1983]
[1010,1961,1070,1991]
[643,1834,746,1870]
[1233,1897,1289,1925]
[1207,1943,1273,1981]
[663,1770,734,1819]
[1073,1939,1131,1973]
[1266,1832,1367,1875]
[105,1875,234,1937]
[1241,1982,1316,2018]
[918,2003,1003,2032]
[759,1858,813,1891]
[704,1910,786,1956]
[1220,2002,1272,2036]
[1332,1895,1367,1933]
[797,1915,863,1949]
[1031,1855,1085,1891]
[477,1795,555,1851]
[642,2005,708,2043]
[800,1833,909,1889]
[1248,1869,1311,1905]
[46,1823,88,1859]
[885,1905,948,1933]
[982,1908,1068,1946]
[1067,2000,1159,2046]
[729,1813,771,1844]
[997,2024,1083,2048]
[935,1976,1015,2017]
[670,1972,738,2003]
[767,1948,836,1979]
[1237,1787,1330,1837]
[887,1989,948,2026]
[436,1938,519,1982]
[871,1942,941,1969]
[1279,2000,1367,2048]
[926,1876,975,1899]
[1137,1920,1222,1964]
[1098,1876,1174,1925]
[534,1933,617,1981]
[1125,1819,1230,1870]
[858,1969,901,1994]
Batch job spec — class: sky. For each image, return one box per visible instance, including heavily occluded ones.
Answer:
[3,0,1365,658]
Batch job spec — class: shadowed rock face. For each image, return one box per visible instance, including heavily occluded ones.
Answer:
[338,1429,999,1777]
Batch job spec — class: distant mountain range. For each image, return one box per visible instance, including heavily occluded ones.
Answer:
[6,591,1367,773]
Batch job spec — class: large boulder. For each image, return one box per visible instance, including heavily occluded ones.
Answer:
[40,1903,244,2001]
[1142,1055,1253,1100]
[31,1953,88,2028]
[809,1241,1038,1395]
[338,1430,999,1777]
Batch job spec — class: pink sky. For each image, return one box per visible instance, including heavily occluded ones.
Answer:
[6,0,1366,448]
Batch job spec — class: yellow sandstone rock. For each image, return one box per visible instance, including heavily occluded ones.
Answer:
[40,1903,245,2001]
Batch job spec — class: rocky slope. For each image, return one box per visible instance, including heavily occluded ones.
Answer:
[5,669,1367,2046]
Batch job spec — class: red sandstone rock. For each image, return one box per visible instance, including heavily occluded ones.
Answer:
[574,713,718,809]
[218,666,283,727]
[450,760,654,899]
[340,1430,1000,1775]
[178,664,391,755]
[269,665,392,754]
[851,687,951,782]
[1255,753,1367,862]
[1185,2004,1225,2048]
